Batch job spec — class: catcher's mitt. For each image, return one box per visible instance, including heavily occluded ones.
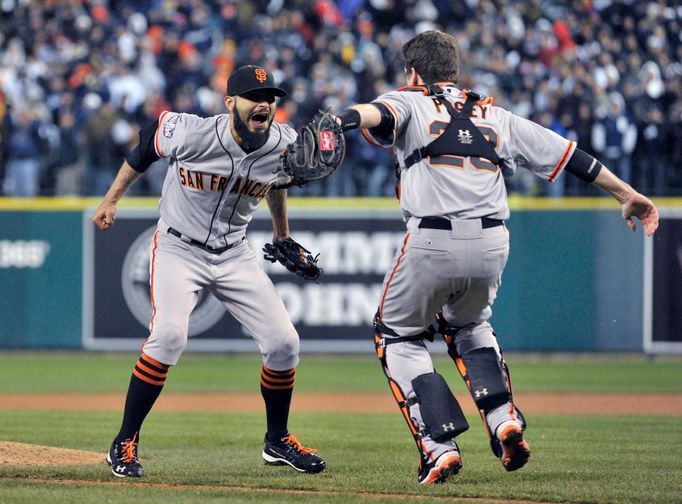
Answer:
[274,110,345,188]
[263,237,323,281]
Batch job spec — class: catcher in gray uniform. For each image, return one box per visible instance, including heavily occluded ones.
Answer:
[92,65,325,478]
[287,30,659,485]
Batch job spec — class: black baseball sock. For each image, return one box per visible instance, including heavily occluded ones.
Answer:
[260,366,295,442]
[117,353,170,442]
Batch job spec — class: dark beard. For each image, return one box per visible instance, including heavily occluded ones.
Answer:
[233,110,270,153]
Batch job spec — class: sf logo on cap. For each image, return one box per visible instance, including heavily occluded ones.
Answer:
[255,68,267,83]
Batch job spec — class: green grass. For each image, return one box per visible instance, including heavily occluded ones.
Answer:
[1,352,681,394]
[0,352,681,503]
[0,411,680,503]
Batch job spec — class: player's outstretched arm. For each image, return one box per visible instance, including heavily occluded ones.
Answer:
[592,166,659,236]
[335,103,383,131]
[265,187,290,242]
[92,161,144,231]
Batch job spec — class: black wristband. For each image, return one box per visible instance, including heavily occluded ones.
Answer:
[564,148,603,183]
[338,109,361,131]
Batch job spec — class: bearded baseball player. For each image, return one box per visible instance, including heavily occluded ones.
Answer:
[321,30,659,484]
[92,65,325,478]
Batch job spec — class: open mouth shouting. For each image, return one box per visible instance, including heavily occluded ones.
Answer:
[249,109,270,130]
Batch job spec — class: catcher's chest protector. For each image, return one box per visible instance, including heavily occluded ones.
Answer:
[403,88,503,170]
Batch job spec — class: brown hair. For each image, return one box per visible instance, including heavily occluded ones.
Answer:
[402,30,460,84]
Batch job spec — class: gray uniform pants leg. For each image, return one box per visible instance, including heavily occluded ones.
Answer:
[379,218,515,452]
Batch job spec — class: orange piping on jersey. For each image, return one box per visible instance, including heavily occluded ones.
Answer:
[396,85,430,95]
[148,230,160,334]
[361,99,398,148]
[154,111,169,158]
[361,127,383,147]
[379,232,411,318]
[377,99,399,124]
[548,140,576,182]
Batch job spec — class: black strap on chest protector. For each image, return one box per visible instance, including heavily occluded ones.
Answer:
[403,87,503,170]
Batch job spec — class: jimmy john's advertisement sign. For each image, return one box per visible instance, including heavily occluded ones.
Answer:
[82,209,405,352]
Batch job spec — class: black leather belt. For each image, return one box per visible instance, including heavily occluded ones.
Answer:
[167,227,241,254]
[418,216,504,230]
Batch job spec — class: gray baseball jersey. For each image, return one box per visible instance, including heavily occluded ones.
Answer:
[363,86,576,220]
[154,111,296,249]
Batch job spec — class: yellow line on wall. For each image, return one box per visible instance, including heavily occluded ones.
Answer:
[0,196,680,211]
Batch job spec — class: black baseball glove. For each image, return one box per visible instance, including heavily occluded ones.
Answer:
[263,237,323,281]
[273,110,345,188]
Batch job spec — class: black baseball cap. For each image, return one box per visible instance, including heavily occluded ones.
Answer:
[226,65,287,97]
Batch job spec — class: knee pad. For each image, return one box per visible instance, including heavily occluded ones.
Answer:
[461,347,511,412]
[411,372,469,442]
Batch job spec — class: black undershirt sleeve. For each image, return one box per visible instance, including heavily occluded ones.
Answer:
[126,120,161,173]
[564,147,603,183]
[365,103,395,143]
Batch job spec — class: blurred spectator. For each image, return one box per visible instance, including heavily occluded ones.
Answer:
[636,106,667,195]
[592,92,637,185]
[666,102,682,191]
[2,108,45,197]
[50,108,82,196]
[83,101,121,195]
[0,0,679,197]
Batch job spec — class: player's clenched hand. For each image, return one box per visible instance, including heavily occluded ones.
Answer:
[92,202,117,231]
[621,191,659,236]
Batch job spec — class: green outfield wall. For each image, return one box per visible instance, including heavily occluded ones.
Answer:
[0,197,679,352]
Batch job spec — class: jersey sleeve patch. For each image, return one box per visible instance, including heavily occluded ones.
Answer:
[161,112,180,139]
[154,111,171,157]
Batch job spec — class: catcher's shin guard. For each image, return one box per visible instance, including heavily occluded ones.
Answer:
[373,330,425,457]
[437,314,526,459]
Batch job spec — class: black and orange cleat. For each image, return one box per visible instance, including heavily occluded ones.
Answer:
[418,450,462,485]
[262,433,326,473]
[107,432,144,478]
[497,422,530,471]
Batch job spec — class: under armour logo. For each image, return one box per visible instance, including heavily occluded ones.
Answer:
[457,129,473,144]
[255,68,268,83]
[115,465,126,473]
[475,388,488,398]
[442,422,456,432]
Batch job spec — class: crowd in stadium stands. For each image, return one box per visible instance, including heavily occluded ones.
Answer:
[0,0,680,198]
